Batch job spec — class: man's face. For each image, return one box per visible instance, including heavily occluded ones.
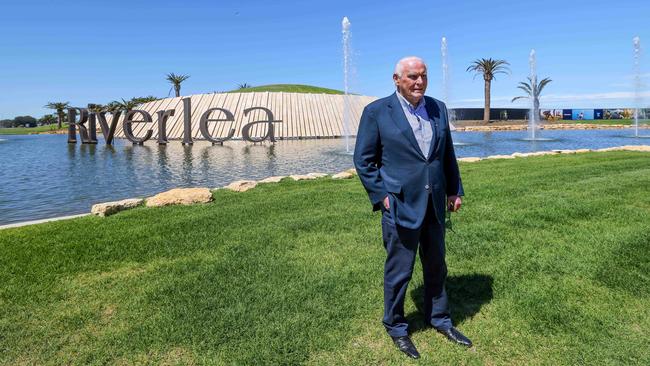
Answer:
[393,61,427,105]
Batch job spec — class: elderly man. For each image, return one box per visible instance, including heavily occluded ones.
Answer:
[353,56,471,359]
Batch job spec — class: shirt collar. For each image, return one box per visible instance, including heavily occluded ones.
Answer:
[396,91,426,112]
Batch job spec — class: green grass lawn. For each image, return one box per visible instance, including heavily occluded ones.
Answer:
[1,152,649,365]
[0,124,68,135]
[228,84,344,94]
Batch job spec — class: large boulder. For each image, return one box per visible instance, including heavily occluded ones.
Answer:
[146,188,213,207]
[307,172,328,178]
[91,198,144,217]
[258,176,286,184]
[290,173,327,181]
[332,171,354,179]
[290,174,316,181]
[619,145,650,152]
[225,180,258,192]
[458,157,482,163]
[598,145,650,152]
[511,152,531,158]
[345,168,358,176]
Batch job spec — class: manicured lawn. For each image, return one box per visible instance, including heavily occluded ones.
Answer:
[228,84,344,94]
[0,124,67,135]
[1,152,649,365]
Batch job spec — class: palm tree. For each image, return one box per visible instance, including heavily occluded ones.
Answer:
[130,96,158,105]
[466,58,510,122]
[166,73,190,97]
[104,101,122,114]
[511,77,552,122]
[87,104,105,113]
[38,114,57,127]
[237,83,252,89]
[44,101,70,129]
[106,99,138,113]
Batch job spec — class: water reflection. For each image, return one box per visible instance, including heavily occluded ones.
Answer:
[1,130,649,225]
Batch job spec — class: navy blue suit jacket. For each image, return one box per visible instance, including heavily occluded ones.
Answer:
[353,93,464,229]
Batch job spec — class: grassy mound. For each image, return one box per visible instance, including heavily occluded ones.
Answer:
[228,84,344,94]
[1,152,649,364]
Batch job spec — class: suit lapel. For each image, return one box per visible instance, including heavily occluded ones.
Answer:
[388,93,425,159]
[424,97,441,160]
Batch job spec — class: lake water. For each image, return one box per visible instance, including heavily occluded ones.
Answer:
[1,129,648,226]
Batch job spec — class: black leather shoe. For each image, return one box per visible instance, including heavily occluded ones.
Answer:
[391,335,420,359]
[437,327,473,347]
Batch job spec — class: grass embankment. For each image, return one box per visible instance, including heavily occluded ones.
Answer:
[1,152,649,365]
[229,84,344,94]
[0,124,68,135]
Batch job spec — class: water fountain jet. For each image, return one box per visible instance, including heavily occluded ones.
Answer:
[633,36,644,137]
[342,17,352,153]
[528,49,539,140]
[441,37,456,131]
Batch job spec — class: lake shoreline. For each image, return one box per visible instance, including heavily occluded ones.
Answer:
[2,121,649,136]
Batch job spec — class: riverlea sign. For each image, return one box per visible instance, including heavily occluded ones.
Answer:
[68,97,282,145]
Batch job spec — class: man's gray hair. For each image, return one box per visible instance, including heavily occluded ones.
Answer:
[394,56,427,77]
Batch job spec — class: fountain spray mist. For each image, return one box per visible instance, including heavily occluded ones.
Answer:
[441,37,456,130]
[528,49,539,140]
[633,36,642,137]
[342,17,352,152]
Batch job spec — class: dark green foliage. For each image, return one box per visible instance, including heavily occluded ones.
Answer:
[130,96,159,105]
[228,84,345,94]
[0,116,37,128]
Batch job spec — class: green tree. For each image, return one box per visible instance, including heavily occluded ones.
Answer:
[104,101,122,114]
[130,96,159,105]
[87,104,105,113]
[511,77,552,122]
[44,101,70,129]
[106,99,138,113]
[38,114,57,126]
[237,83,252,89]
[166,73,190,97]
[466,58,510,122]
[14,116,38,127]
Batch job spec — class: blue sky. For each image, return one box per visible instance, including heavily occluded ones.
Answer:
[1,0,648,119]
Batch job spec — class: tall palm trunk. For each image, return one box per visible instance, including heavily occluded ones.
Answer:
[483,78,491,122]
[57,111,65,129]
[175,85,180,97]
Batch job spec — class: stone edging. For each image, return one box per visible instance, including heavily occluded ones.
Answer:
[457,145,650,163]
[86,169,359,218]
